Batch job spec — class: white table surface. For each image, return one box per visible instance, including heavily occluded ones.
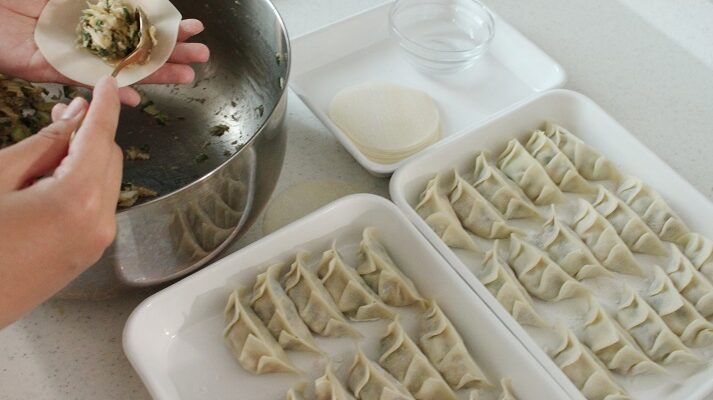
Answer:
[2,0,712,399]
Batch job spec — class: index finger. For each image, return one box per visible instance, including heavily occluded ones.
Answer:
[58,76,121,180]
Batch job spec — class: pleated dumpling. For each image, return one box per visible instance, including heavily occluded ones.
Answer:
[591,188,668,256]
[544,122,621,182]
[450,171,521,239]
[316,242,394,321]
[578,301,662,376]
[283,251,360,338]
[347,350,415,400]
[497,139,564,205]
[508,236,590,302]
[541,210,612,281]
[616,177,689,245]
[477,241,548,328]
[572,200,645,277]
[315,364,355,400]
[468,379,517,400]
[471,152,540,220]
[286,383,307,400]
[615,290,698,365]
[416,173,481,253]
[664,245,713,319]
[548,326,631,400]
[646,269,713,347]
[681,233,713,284]
[223,289,298,375]
[250,263,321,353]
[525,130,597,194]
[379,318,458,400]
[357,228,424,307]
[419,301,490,390]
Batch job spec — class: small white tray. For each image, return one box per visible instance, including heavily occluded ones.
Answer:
[123,194,569,400]
[390,89,713,400]
[289,1,566,176]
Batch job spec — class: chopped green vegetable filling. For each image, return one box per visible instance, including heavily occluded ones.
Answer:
[0,74,57,149]
[209,124,230,137]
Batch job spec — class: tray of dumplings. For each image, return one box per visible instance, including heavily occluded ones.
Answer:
[390,89,713,400]
[123,194,569,399]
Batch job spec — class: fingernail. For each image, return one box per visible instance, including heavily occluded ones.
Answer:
[62,97,86,120]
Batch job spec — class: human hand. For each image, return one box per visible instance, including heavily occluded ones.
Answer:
[0,0,210,106]
[0,76,123,328]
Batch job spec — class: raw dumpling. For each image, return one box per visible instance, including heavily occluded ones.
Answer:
[681,233,713,284]
[616,177,689,244]
[497,139,564,205]
[541,210,612,281]
[286,383,308,400]
[416,173,481,252]
[379,318,458,400]
[578,301,662,375]
[469,379,517,400]
[544,122,621,182]
[316,242,394,321]
[283,251,360,338]
[315,364,355,400]
[508,236,590,302]
[616,290,698,364]
[525,130,597,194]
[471,152,540,220]
[549,326,631,400]
[647,269,713,347]
[357,228,424,307]
[450,171,521,239]
[664,245,713,319]
[592,188,668,256]
[478,241,548,328]
[419,301,490,389]
[572,200,645,277]
[347,349,415,400]
[251,263,321,353]
[223,288,298,374]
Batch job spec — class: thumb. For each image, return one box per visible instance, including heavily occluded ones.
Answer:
[0,98,88,193]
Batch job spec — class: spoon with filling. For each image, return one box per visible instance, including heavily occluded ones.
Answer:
[111,7,155,78]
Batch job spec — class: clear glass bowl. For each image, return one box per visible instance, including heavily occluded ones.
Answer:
[389,0,495,74]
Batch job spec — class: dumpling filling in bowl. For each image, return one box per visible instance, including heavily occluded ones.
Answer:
[77,0,156,64]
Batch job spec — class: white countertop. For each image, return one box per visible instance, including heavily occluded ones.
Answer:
[1,0,712,399]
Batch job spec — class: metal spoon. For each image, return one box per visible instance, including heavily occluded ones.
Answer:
[111,7,154,78]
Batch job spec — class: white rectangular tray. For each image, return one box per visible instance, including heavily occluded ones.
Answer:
[390,89,713,400]
[289,1,566,176]
[123,194,569,400]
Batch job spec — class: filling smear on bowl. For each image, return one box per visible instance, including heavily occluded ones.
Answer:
[77,0,157,64]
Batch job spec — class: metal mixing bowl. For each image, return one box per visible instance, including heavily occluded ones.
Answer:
[58,0,290,299]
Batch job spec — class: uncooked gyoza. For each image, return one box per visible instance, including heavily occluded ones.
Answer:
[471,152,540,220]
[664,245,713,319]
[616,176,689,245]
[549,326,631,400]
[315,363,355,400]
[508,236,589,302]
[379,318,458,400]
[572,200,645,277]
[283,251,360,338]
[525,130,596,194]
[681,233,713,284]
[347,349,415,400]
[250,263,321,353]
[416,173,481,252]
[497,139,564,205]
[544,122,621,182]
[450,171,521,239]
[591,188,668,256]
[223,288,298,375]
[578,300,662,376]
[419,301,490,390]
[357,228,424,307]
[316,242,394,321]
[646,269,713,347]
[478,241,548,328]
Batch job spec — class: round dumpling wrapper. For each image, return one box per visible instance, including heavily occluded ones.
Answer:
[328,82,441,163]
[35,0,182,88]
